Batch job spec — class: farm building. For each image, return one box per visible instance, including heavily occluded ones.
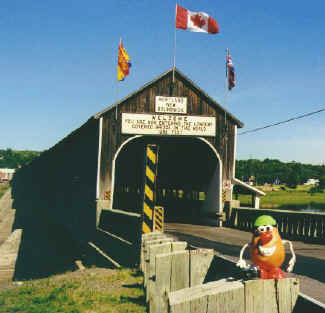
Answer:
[0,168,15,181]
[11,67,263,246]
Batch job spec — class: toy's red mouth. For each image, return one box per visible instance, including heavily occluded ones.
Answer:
[259,232,273,246]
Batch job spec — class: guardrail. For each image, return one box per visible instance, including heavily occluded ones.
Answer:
[225,207,325,241]
[142,232,325,313]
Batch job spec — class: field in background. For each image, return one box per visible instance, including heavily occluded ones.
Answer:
[0,267,146,313]
[238,185,325,211]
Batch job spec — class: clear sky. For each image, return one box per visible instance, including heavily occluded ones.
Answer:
[1,0,324,165]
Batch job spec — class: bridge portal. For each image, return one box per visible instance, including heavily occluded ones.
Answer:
[112,136,221,222]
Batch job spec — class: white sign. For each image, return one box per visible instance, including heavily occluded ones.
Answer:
[122,113,215,137]
[155,96,187,114]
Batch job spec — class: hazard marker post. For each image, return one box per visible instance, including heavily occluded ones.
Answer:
[141,144,159,234]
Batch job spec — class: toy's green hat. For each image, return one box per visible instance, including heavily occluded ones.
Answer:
[254,215,277,227]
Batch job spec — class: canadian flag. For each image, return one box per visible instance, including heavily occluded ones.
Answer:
[175,4,219,34]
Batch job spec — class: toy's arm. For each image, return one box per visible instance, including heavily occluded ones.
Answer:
[236,243,250,269]
[283,240,296,272]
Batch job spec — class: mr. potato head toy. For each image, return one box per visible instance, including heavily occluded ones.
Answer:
[236,215,296,279]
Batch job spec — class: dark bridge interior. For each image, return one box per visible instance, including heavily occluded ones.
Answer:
[113,136,220,221]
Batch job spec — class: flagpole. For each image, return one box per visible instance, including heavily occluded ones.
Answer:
[116,38,121,120]
[224,48,229,129]
[224,48,229,108]
[224,48,229,178]
[173,3,177,84]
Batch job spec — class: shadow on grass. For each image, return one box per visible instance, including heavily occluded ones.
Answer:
[120,295,146,306]
[130,270,143,278]
[122,282,143,289]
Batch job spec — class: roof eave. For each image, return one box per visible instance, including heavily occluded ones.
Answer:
[93,67,244,128]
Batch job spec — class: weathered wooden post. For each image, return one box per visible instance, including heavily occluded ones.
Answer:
[151,248,214,313]
[143,239,175,285]
[147,241,188,303]
[168,278,299,313]
[169,280,244,313]
[244,278,299,313]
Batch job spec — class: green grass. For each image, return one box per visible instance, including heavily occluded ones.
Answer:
[238,185,325,211]
[0,268,146,313]
[0,182,10,199]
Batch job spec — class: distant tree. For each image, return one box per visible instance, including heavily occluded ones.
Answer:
[308,185,321,196]
[286,171,300,189]
[235,159,325,187]
[0,149,40,169]
[318,176,325,191]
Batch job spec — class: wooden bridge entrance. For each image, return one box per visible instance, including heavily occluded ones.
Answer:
[112,135,221,222]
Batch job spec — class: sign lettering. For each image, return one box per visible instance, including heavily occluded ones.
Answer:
[121,113,215,137]
[155,96,187,114]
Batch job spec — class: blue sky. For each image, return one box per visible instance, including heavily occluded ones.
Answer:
[1,0,324,164]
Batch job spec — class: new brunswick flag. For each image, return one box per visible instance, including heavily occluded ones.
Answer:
[117,39,131,81]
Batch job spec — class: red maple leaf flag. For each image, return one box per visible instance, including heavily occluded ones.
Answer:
[175,4,219,34]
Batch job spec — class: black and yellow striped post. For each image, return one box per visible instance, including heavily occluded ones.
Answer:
[153,206,164,232]
[141,144,159,234]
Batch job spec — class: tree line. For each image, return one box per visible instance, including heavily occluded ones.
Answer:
[235,158,325,188]
[0,149,41,169]
[1,148,325,189]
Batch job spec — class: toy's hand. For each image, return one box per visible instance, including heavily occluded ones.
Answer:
[286,257,296,272]
[236,259,248,269]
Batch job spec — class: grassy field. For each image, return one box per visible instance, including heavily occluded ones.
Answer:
[0,268,146,313]
[0,183,10,199]
[238,185,325,211]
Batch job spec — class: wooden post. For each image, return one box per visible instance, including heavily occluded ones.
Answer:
[147,242,174,301]
[153,250,190,313]
[168,278,299,313]
[190,249,214,286]
[168,280,244,313]
[141,144,159,234]
[143,239,174,285]
[152,248,213,313]
[141,233,171,271]
[244,278,299,313]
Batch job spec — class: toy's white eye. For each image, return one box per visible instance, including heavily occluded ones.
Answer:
[266,225,273,232]
[257,226,266,233]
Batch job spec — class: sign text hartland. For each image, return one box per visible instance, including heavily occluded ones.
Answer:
[122,113,215,137]
[155,96,187,114]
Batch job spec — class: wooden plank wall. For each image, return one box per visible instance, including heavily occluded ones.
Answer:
[11,117,99,243]
[99,71,237,203]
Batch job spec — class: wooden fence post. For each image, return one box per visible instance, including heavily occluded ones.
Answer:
[141,235,173,273]
[153,250,190,313]
[151,248,214,313]
[168,280,244,313]
[168,278,299,313]
[244,278,299,313]
[190,249,214,286]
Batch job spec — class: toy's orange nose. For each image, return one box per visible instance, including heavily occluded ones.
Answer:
[259,232,273,245]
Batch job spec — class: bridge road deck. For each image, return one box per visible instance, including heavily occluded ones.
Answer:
[166,222,325,304]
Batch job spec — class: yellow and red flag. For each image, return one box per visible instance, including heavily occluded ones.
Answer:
[117,39,131,81]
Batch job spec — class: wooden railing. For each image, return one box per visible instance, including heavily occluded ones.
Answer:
[226,207,325,241]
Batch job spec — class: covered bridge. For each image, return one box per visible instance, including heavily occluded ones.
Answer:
[12,67,258,245]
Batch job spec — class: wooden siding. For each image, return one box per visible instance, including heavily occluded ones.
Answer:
[99,70,237,203]
[11,117,99,243]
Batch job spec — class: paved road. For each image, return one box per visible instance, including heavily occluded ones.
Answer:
[0,189,14,246]
[0,189,18,290]
[166,222,325,304]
